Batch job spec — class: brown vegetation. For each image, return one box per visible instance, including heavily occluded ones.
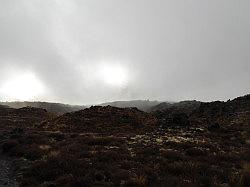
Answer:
[0,95,249,186]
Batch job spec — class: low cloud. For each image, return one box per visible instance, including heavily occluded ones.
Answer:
[0,0,249,104]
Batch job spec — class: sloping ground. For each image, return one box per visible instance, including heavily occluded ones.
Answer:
[0,106,50,187]
[1,117,249,187]
[0,106,51,130]
[192,94,250,117]
[190,94,250,127]
[0,95,249,187]
[0,155,18,187]
[41,106,158,133]
[152,94,250,128]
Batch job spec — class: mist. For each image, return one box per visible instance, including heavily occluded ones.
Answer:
[0,0,249,105]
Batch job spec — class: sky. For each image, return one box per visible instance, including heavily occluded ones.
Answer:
[0,0,249,105]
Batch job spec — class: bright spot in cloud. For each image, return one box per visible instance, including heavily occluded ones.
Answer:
[0,72,45,101]
[98,64,128,87]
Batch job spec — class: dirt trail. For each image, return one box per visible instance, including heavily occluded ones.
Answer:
[0,155,18,187]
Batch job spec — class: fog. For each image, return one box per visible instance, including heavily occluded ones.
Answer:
[0,0,249,104]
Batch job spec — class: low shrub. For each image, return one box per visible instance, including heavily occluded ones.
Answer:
[161,149,184,161]
[24,156,88,182]
[124,175,148,187]
[239,163,250,187]
[2,139,19,153]
[186,147,207,157]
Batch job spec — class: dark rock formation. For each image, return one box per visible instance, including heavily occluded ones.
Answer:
[42,106,158,133]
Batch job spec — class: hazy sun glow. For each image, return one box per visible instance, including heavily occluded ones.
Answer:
[99,65,128,87]
[0,73,45,101]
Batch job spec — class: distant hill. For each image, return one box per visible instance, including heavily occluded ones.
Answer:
[150,100,201,114]
[0,104,9,108]
[0,101,86,114]
[99,100,161,112]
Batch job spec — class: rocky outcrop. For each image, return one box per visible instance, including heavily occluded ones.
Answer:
[190,94,250,126]
[42,106,158,133]
[0,106,50,129]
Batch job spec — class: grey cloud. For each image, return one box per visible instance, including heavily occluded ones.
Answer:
[0,0,249,104]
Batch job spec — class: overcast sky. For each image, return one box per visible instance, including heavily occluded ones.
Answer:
[0,0,249,105]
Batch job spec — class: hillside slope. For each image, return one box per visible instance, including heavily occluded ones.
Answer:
[0,95,249,187]
[0,101,85,114]
[42,106,157,133]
